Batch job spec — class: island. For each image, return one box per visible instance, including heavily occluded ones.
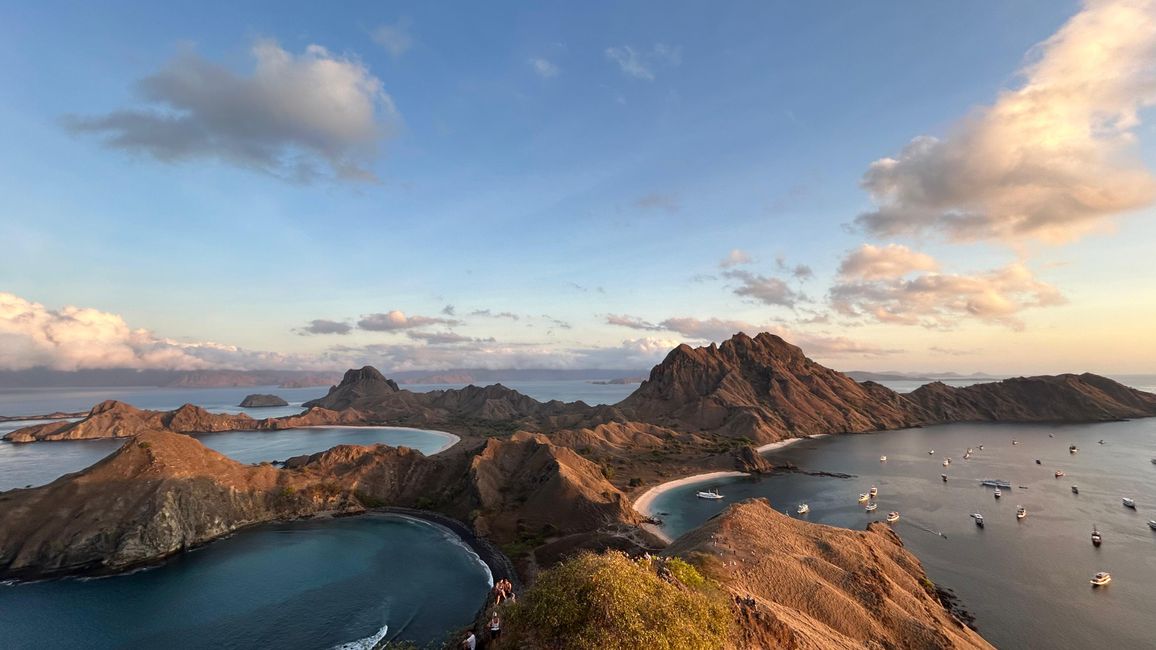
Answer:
[238,393,289,408]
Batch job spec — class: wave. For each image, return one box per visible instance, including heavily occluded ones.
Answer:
[387,515,494,587]
[330,624,388,650]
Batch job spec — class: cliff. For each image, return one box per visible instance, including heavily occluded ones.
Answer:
[619,333,924,444]
[665,499,992,649]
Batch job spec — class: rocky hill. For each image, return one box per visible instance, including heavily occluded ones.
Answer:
[665,499,991,649]
[907,373,1156,423]
[619,333,924,444]
[238,394,288,407]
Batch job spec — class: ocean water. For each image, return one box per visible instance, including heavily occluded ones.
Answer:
[648,421,1156,649]
[0,425,457,491]
[0,514,492,649]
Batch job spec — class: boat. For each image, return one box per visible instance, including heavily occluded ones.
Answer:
[1147,521,1156,531]
[1123,498,1136,509]
[886,511,900,523]
[941,473,948,482]
[865,502,878,512]
[1092,526,1102,546]
[1049,433,1054,438]
[942,460,950,467]
[963,453,970,460]
[994,488,1002,498]
[978,445,984,450]
[796,503,809,514]
[929,450,935,455]
[880,455,887,462]
[1016,505,1026,520]
[869,486,878,497]
[980,479,1012,488]
[1151,458,1156,465]
[858,493,870,503]
[967,447,973,454]
[1072,485,1079,494]
[1035,459,1041,465]
[1098,440,1105,445]
[1069,445,1078,454]
[696,489,724,500]
[1054,470,1065,478]
[1090,572,1111,586]
[972,513,984,527]
[1012,440,1018,445]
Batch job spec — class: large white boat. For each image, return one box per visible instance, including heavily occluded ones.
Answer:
[1090,572,1111,586]
[796,503,809,515]
[696,489,724,500]
[886,511,900,523]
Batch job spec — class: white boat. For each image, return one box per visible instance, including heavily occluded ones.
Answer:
[858,493,870,503]
[942,459,950,467]
[869,486,878,497]
[1016,506,1026,520]
[1072,485,1079,494]
[1123,498,1136,509]
[886,511,900,523]
[963,452,970,460]
[1069,445,1078,454]
[1012,440,1018,445]
[978,445,984,450]
[1090,572,1111,586]
[796,503,809,514]
[696,489,724,500]
[1092,526,1102,546]
[929,450,935,455]
[941,474,948,482]
[1054,470,1065,478]
[1147,521,1156,531]
[865,502,878,512]
[880,455,887,462]
[994,489,1002,498]
[972,513,984,527]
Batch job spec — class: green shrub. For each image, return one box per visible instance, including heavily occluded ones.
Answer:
[628,477,643,487]
[505,551,730,649]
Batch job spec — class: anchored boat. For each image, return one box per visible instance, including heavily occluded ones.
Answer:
[696,489,724,500]
[1090,572,1111,587]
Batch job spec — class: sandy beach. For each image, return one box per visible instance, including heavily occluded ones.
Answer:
[301,425,461,454]
[755,433,829,454]
[633,470,749,542]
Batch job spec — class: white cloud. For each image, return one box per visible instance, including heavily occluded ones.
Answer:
[357,310,461,331]
[722,269,802,307]
[854,0,1156,243]
[529,57,559,78]
[298,319,352,335]
[838,244,939,280]
[719,249,752,268]
[64,40,397,183]
[372,20,414,59]
[829,262,1066,330]
[605,43,681,81]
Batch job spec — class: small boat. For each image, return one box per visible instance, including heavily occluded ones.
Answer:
[994,489,1002,498]
[1049,433,1054,438]
[1016,506,1026,520]
[880,455,887,462]
[978,445,984,450]
[1090,572,1111,586]
[981,479,1012,488]
[1069,445,1078,454]
[796,503,809,514]
[967,448,973,454]
[865,502,878,512]
[1035,459,1041,465]
[869,486,878,497]
[1072,485,1079,494]
[1151,458,1156,465]
[1098,440,1105,445]
[1123,498,1136,509]
[929,450,935,455]
[1054,470,1065,478]
[963,453,971,460]
[1012,440,1018,445]
[858,493,870,503]
[1147,521,1156,531]
[696,489,724,500]
[1092,526,1102,546]
[886,511,900,523]
[941,473,948,482]
[972,513,984,527]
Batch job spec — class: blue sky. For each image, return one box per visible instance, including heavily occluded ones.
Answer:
[3,0,1155,374]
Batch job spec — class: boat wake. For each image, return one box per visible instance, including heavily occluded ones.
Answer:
[330,624,388,650]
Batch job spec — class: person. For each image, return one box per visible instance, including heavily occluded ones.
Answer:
[461,630,476,650]
[489,612,501,641]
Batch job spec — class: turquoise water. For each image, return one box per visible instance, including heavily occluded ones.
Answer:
[0,514,492,649]
[0,426,457,491]
[648,421,1156,649]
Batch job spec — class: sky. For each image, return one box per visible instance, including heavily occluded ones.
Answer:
[2,0,1155,375]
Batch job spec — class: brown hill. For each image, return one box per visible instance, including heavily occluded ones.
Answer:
[302,366,400,410]
[907,373,1156,423]
[665,499,991,649]
[619,333,923,444]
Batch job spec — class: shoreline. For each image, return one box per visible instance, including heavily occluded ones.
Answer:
[632,470,749,543]
[300,425,461,454]
[755,433,829,454]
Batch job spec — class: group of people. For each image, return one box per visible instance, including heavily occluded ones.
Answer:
[492,577,516,604]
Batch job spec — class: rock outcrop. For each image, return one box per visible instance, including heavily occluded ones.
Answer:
[619,333,924,444]
[665,499,992,649]
[238,394,289,407]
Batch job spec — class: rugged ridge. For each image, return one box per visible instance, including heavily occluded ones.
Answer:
[666,499,991,649]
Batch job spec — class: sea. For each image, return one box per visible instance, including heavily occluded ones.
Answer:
[1,376,1153,648]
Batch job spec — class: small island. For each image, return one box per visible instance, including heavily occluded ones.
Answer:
[238,394,289,408]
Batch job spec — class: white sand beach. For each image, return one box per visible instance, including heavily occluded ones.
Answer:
[633,470,749,542]
[755,433,829,454]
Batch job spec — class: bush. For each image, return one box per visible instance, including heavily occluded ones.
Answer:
[628,477,643,488]
[504,551,730,649]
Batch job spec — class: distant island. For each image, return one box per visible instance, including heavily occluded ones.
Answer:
[238,394,288,408]
[589,376,645,385]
